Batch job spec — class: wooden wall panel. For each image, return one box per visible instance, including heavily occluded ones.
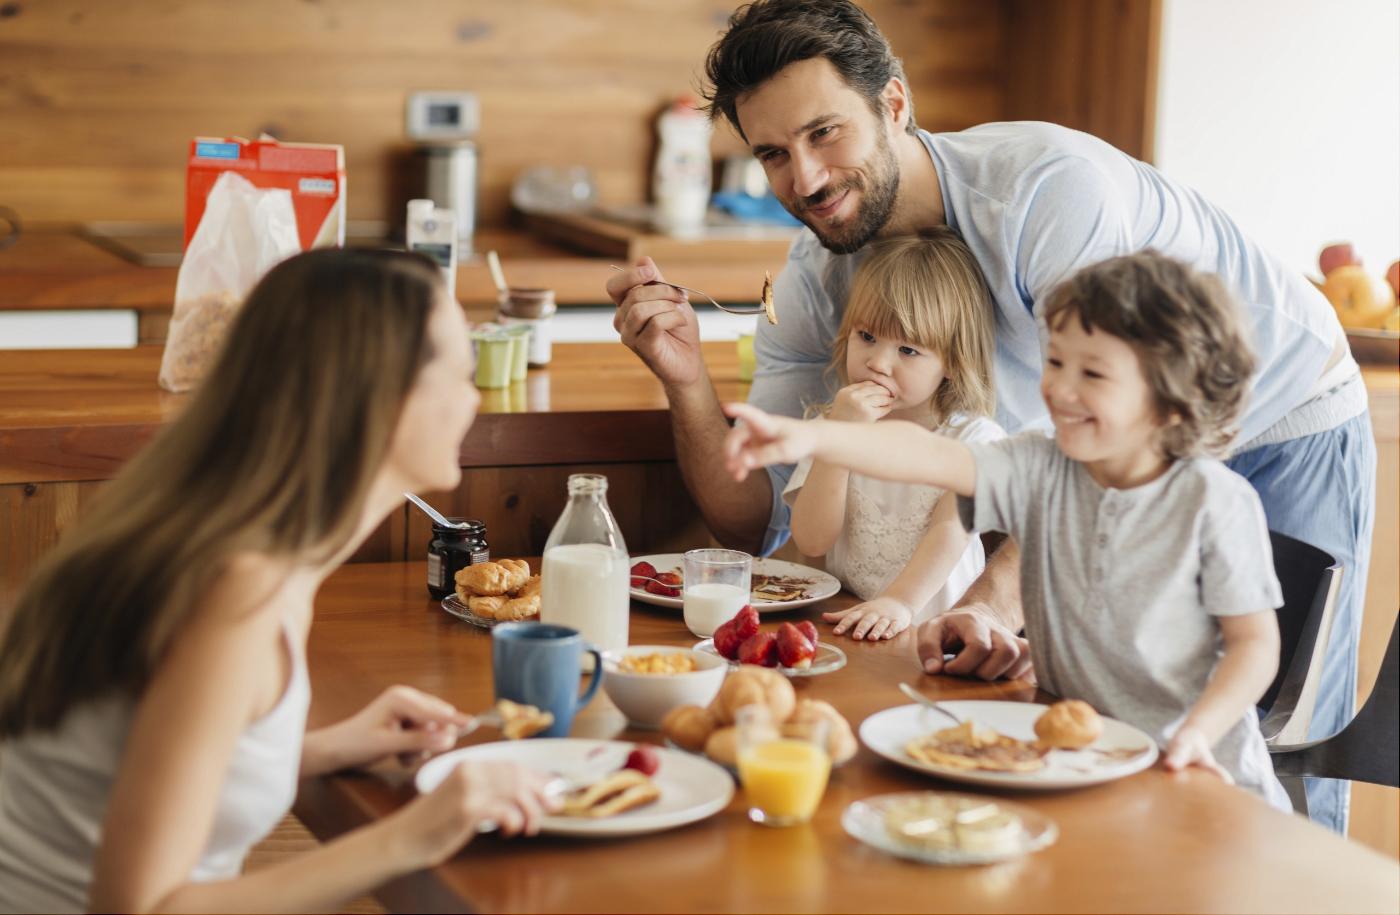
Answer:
[1004,0,1160,162]
[0,0,1009,228]
[0,479,105,612]
[0,461,705,616]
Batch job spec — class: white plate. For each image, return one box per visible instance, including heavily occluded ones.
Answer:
[415,739,734,837]
[842,791,1058,866]
[859,701,1159,790]
[440,593,538,629]
[693,638,847,678]
[629,553,840,611]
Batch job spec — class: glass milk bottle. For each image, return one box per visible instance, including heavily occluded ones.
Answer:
[540,474,630,661]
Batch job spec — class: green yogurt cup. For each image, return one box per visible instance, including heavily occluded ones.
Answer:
[473,331,513,389]
[501,324,532,382]
[737,331,756,383]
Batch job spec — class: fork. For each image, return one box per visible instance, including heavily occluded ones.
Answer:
[898,682,965,726]
[608,264,767,317]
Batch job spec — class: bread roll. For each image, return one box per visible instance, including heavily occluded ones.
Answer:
[704,726,739,767]
[710,667,795,725]
[1034,699,1103,750]
[785,698,858,764]
[661,705,716,753]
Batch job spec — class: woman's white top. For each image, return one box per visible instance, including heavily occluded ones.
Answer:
[783,413,1006,623]
[0,617,310,913]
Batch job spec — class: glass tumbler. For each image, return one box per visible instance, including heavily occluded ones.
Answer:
[682,548,751,638]
[736,705,831,827]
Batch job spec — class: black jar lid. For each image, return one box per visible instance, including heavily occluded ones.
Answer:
[431,518,487,538]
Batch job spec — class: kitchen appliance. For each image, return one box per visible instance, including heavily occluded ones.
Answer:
[406,91,479,255]
[420,141,477,255]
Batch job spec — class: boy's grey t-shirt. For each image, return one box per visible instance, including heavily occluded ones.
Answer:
[959,432,1290,810]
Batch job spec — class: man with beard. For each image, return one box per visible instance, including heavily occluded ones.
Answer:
[605,0,1372,833]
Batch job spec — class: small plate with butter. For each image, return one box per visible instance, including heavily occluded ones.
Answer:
[842,791,1057,866]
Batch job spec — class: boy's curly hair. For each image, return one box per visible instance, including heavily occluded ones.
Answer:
[1042,252,1256,459]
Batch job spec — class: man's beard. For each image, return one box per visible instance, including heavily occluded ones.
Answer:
[787,130,901,255]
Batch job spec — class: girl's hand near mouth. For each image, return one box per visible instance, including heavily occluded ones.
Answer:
[830,380,895,423]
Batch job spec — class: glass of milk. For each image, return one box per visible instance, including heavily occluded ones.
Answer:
[682,548,752,638]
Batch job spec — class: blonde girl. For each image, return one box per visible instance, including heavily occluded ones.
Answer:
[0,249,557,914]
[784,227,1004,641]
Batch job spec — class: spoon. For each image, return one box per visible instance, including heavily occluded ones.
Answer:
[898,683,965,726]
[486,250,509,297]
[608,264,767,317]
[404,492,466,529]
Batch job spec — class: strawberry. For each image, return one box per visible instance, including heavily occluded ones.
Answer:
[796,620,819,650]
[630,560,657,589]
[738,631,779,667]
[644,571,682,597]
[732,604,760,641]
[623,746,661,776]
[776,622,816,669]
[713,619,744,660]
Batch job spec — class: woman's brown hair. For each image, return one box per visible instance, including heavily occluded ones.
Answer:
[1042,251,1256,459]
[820,228,996,422]
[0,248,443,738]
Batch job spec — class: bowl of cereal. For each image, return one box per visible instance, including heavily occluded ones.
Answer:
[601,645,728,730]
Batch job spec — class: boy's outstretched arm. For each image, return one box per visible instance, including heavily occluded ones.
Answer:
[722,404,977,496]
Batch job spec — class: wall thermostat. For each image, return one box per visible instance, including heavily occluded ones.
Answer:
[406,91,480,140]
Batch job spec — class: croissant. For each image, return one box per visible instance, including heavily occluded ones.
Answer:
[455,561,514,597]
[497,559,531,593]
[495,592,540,621]
[467,595,507,619]
[516,574,542,601]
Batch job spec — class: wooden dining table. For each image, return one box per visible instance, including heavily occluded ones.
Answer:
[296,561,1399,914]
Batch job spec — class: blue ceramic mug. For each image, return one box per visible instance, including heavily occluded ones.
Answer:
[491,622,603,738]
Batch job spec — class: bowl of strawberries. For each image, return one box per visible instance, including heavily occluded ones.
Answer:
[696,605,847,677]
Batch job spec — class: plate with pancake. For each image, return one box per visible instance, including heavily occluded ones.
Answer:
[415,739,734,837]
[629,553,840,611]
[859,701,1158,790]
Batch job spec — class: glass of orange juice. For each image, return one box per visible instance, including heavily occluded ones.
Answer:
[736,705,831,827]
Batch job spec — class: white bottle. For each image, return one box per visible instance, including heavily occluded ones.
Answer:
[405,198,457,293]
[540,474,630,662]
[652,96,713,233]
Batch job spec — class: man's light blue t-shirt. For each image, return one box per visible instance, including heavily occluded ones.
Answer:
[749,121,1342,555]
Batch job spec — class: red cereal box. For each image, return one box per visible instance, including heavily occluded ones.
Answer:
[184,137,345,251]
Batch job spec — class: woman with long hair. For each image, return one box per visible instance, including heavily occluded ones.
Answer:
[0,249,556,913]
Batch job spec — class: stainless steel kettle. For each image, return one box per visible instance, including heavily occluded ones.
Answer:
[420,141,477,256]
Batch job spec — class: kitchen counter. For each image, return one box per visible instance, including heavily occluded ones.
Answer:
[1,340,1393,485]
[0,228,787,316]
[0,341,748,485]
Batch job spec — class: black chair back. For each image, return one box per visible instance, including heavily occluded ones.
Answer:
[1260,531,1339,720]
[1271,613,1399,789]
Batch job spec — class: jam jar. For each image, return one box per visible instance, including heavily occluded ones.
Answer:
[427,519,490,600]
